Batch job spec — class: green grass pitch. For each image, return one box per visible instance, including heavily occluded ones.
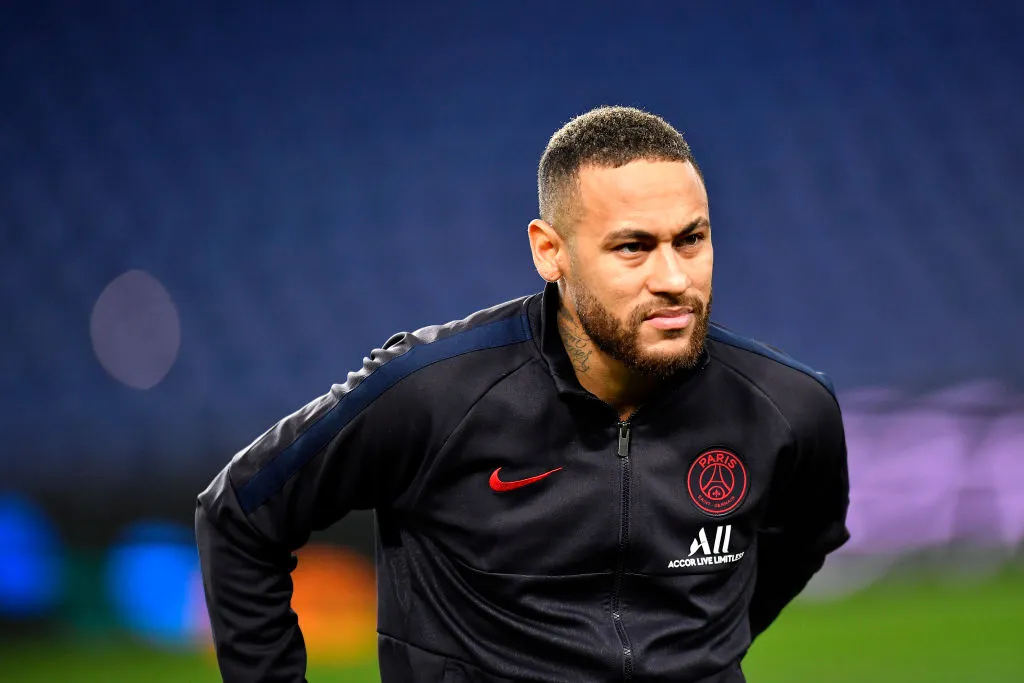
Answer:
[3,570,1022,682]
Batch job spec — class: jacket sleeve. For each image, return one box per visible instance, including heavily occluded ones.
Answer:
[748,390,851,639]
[195,333,429,683]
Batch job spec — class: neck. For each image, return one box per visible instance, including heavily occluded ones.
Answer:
[556,304,657,421]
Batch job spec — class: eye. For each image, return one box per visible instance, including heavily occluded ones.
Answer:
[615,242,644,255]
[679,232,705,248]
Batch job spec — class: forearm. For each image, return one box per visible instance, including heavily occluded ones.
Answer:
[750,389,851,639]
[747,534,828,638]
[196,478,308,682]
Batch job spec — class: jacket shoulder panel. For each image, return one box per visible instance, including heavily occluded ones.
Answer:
[707,322,836,397]
[234,297,536,514]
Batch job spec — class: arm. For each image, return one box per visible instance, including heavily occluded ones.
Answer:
[195,336,423,682]
[748,393,851,639]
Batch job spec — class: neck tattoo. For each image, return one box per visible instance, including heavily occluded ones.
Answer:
[557,306,592,374]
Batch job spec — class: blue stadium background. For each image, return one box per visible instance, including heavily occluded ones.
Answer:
[1,0,1023,677]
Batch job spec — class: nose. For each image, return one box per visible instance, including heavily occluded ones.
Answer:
[646,244,691,295]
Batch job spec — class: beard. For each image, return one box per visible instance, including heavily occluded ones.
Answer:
[570,282,711,380]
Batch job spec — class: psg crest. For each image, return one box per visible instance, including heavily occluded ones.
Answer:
[686,448,748,517]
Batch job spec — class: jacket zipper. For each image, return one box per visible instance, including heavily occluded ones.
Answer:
[612,417,635,682]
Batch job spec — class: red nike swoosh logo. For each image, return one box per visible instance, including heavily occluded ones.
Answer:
[489,467,563,492]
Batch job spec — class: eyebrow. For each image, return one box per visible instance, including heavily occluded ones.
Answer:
[603,217,710,245]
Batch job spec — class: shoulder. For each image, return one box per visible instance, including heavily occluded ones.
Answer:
[706,322,836,396]
[705,322,842,436]
[377,293,537,374]
[334,293,540,406]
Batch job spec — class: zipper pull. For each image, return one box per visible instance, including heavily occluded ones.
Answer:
[617,422,631,458]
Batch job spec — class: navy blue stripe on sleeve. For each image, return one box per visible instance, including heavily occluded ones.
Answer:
[707,323,836,395]
[235,313,532,514]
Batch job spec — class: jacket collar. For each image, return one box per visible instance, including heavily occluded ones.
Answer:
[530,282,591,398]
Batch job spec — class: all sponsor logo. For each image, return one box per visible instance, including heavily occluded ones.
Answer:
[667,525,745,569]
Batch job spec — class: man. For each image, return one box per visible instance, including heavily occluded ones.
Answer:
[196,106,850,682]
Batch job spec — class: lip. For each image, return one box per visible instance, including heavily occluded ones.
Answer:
[645,307,693,319]
[644,308,694,330]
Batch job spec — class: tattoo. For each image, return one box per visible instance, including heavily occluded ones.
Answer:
[558,306,592,374]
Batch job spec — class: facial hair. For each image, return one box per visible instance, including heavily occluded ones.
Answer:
[571,283,711,380]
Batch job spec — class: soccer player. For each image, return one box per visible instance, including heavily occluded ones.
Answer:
[196,106,850,682]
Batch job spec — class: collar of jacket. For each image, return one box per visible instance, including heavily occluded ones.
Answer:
[527,281,710,402]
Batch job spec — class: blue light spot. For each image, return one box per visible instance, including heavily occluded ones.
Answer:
[107,520,200,647]
[0,494,62,617]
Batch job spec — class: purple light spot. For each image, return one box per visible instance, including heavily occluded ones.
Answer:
[839,383,1024,555]
[976,414,1024,547]
[90,270,180,390]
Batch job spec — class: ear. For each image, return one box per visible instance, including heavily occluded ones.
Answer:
[528,219,566,283]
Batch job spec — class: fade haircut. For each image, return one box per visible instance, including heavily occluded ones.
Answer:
[538,106,703,235]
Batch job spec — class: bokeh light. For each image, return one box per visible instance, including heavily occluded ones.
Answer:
[90,269,181,390]
[291,543,377,665]
[106,521,206,647]
[0,494,62,617]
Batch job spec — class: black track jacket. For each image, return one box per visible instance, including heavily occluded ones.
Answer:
[196,283,850,683]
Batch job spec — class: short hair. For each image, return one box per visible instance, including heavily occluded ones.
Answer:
[538,106,703,234]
